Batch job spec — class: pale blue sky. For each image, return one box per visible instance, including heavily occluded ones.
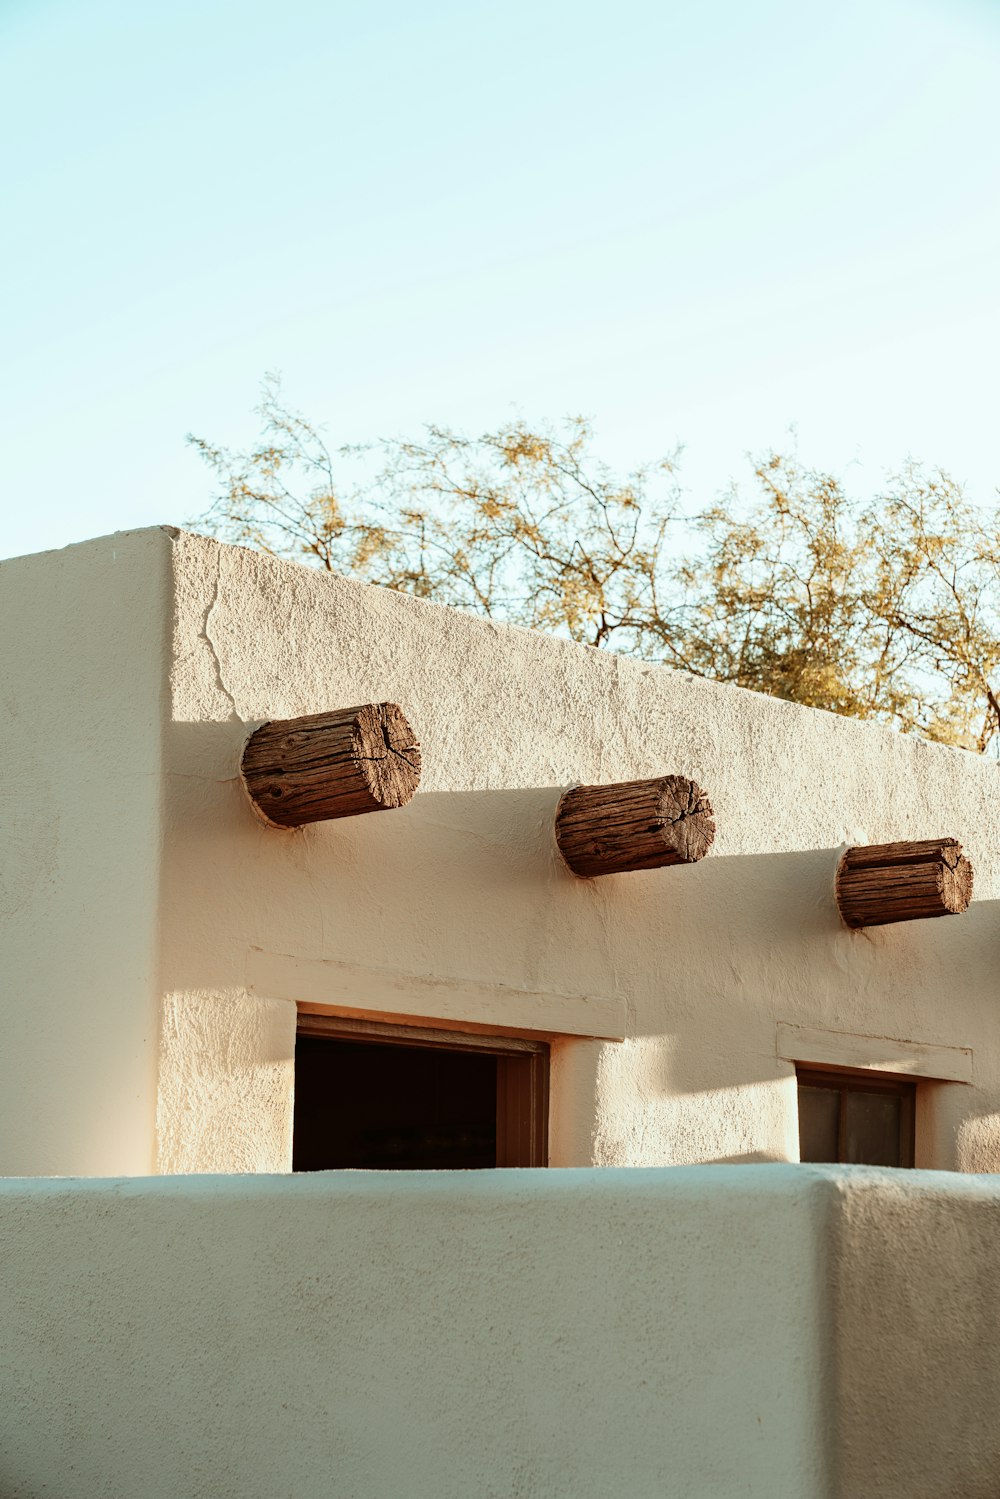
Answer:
[2,0,998,560]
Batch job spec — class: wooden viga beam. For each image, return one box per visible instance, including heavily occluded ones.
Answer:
[555,774,715,878]
[835,838,973,928]
[241,703,421,828]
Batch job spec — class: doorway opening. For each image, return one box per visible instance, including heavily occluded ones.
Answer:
[293,1014,549,1170]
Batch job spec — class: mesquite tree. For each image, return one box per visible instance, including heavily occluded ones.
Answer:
[190,376,1000,754]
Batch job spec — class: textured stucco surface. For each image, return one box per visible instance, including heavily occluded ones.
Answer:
[2,1165,998,1499]
[0,1167,833,1499]
[160,529,1000,1173]
[0,531,170,1174]
[5,527,1000,1175]
[831,1169,1000,1497]
[155,990,295,1173]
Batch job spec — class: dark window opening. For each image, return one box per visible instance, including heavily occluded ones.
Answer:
[294,1015,549,1170]
[797,1067,915,1168]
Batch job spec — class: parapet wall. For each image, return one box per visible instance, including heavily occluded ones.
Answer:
[1,1165,997,1499]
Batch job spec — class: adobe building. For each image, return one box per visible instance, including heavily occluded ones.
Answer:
[3,526,1000,1497]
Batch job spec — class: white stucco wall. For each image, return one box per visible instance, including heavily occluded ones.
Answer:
[0,531,170,1174]
[0,1167,833,1499]
[159,529,1000,1173]
[4,526,1000,1176]
[830,1168,1000,1496]
[1,1165,997,1499]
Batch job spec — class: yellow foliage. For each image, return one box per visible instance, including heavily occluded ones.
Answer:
[189,379,1000,755]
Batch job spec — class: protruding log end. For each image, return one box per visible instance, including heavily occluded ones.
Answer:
[555,774,715,878]
[241,703,421,828]
[835,837,973,928]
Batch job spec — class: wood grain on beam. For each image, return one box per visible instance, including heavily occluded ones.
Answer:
[241,703,421,828]
[835,837,973,928]
[555,774,715,878]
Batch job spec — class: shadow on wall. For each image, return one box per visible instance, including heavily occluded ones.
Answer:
[707,1152,790,1164]
[162,719,1000,1112]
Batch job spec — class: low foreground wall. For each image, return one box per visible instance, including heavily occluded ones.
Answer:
[1,1166,998,1499]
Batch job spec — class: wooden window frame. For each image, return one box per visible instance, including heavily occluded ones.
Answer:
[296,1013,550,1168]
[796,1065,916,1168]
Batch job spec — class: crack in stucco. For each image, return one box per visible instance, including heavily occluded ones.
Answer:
[201,552,239,720]
[356,750,420,766]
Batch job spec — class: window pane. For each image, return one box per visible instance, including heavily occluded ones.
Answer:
[798,1085,840,1162]
[293,1037,497,1170]
[844,1089,901,1167]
